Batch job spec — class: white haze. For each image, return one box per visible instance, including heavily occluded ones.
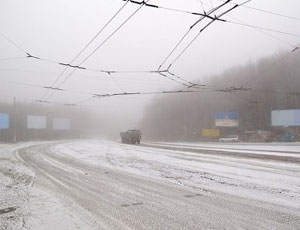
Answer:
[0,0,299,131]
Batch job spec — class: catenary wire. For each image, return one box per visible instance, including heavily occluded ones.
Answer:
[168,3,241,69]
[41,0,131,100]
[45,0,151,102]
[158,0,231,71]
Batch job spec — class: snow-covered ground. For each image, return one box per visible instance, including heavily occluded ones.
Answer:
[0,143,37,229]
[1,140,300,229]
[0,142,92,230]
[53,140,300,209]
[147,141,300,156]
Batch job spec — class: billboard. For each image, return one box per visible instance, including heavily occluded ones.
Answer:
[53,118,71,130]
[215,112,239,127]
[271,110,300,127]
[27,115,47,129]
[202,129,220,137]
[0,113,9,129]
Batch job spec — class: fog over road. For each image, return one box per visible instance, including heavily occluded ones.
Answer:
[8,141,300,229]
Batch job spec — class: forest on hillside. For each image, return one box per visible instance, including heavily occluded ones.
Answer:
[140,50,300,141]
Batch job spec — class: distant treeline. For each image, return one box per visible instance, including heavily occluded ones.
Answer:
[140,50,300,141]
[0,102,104,142]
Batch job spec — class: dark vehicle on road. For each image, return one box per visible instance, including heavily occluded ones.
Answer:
[120,129,142,144]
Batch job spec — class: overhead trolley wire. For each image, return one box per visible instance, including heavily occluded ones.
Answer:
[41,0,131,101]
[0,57,27,62]
[0,32,28,54]
[1,1,299,106]
[158,0,231,71]
[19,21,300,72]
[216,0,300,22]
[243,5,300,22]
[167,2,243,69]
[226,15,299,51]
[45,0,151,102]
[0,73,295,108]
[93,89,206,98]
[227,20,300,39]
[92,84,253,99]
[156,71,191,87]
[0,78,92,97]
[201,0,300,51]
[0,1,298,76]
[0,0,253,98]
[198,0,206,13]
[120,0,228,20]
[57,0,151,86]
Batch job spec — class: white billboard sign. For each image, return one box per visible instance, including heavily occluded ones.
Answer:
[53,118,70,130]
[271,110,300,127]
[27,115,47,129]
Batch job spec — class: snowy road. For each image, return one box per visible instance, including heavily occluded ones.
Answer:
[2,140,300,229]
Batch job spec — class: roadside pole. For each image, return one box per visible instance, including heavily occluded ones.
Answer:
[13,96,17,143]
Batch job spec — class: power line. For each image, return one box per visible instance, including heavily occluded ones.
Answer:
[0,1,253,98]
[0,3,297,75]
[226,15,299,50]
[0,78,91,97]
[158,0,231,71]
[0,32,28,54]
[43,1,235,95]
[168,3,241,69]
[242,5,300,22]
[0,57,27,62]
[0,79,42,89]
[199,0,206,13]
[201,0,300,51]
[45,0,151,102]
[227,20,300,38]
[0,75,297,108]
[58,1,150,85]
[156,71,190,87]
[1,1,299,107]
[121,0,228,20]
[93,89,211,99]
[41,0,131,101]
[216,0,300,22]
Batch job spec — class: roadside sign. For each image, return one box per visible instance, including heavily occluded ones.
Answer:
[271,110,300,126]
[0,113,9,129]
[215,112,239,127]
[202,129,220,137]
[27,115,47,129]
[53,118,71,130]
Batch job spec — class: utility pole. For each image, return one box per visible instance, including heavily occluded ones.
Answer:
[13,97,17,143]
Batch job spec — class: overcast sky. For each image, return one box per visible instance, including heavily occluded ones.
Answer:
[0,0,299,128]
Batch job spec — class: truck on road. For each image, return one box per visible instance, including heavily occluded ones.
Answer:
[120,129,142,144]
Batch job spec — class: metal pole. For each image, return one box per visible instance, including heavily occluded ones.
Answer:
[13,96,17,143]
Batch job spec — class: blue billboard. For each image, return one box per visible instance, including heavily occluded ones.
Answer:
[0,113,9,129]
[215,112,239,127]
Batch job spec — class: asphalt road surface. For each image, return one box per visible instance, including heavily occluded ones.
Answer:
[15,141,300,229]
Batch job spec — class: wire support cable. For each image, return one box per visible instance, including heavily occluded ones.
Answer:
[121,0,229,20]
[167,2,241,69]
[225,15,300,51]
[45,0,150,103]
[41,0,131,101]
[158,0,232,71]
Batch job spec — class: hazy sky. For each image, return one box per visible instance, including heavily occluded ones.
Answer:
[0,0,299,128]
